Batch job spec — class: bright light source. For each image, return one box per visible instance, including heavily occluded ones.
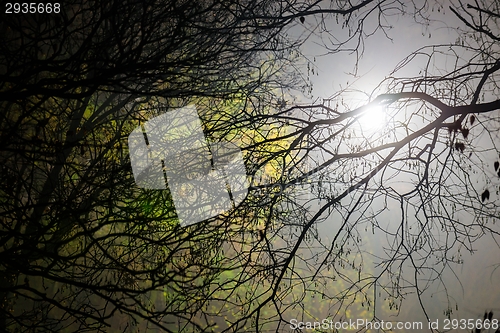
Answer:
[358,104,387,133]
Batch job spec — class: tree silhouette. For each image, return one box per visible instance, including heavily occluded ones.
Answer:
[1,0,500,332]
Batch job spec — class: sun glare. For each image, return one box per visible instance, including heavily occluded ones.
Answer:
[358,104,387,133]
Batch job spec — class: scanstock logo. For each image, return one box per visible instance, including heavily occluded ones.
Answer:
[128,106,248,227]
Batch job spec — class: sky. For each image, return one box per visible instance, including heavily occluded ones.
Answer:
[289,5,500,330]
